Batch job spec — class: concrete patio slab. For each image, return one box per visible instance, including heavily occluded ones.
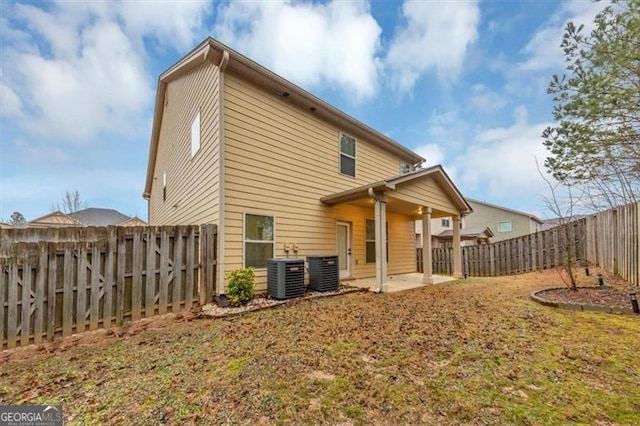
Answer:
[345,272,457,293]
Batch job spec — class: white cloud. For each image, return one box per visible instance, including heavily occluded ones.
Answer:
[386,0,480,92]
[0,83,22,117]
[519,0,604,72]
[468,84,506,112]
[12,138,72,164]
[3,1,210,142]
[120,1,211,51]
[453,106,552,197]
[214,0,382,100]
[414,143,445,167]
[15,21,151,140]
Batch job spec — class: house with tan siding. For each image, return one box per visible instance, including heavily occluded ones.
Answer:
[463,199,542,242]
[144,37,472,294]
[415,198,543,246]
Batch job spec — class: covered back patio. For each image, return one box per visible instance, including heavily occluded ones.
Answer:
[321,165,472,293]
[348,272,456,293]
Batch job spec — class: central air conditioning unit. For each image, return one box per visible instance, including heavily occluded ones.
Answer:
[267,258,305,300]
[307,255,339,292]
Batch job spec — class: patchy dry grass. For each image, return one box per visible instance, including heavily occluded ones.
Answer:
[1,268,639,425]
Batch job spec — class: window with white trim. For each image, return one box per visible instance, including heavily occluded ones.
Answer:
[498,221,512,232]
[365,219,388,263]
[191,111,201,158]
[441,218,450,227]
[244,214,274,269]
[339,133,356,177]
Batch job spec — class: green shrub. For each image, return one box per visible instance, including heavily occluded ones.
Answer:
[226,267,256,305]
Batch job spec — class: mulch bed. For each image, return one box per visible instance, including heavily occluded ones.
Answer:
[536,287,633,309]
[202,286,363,318]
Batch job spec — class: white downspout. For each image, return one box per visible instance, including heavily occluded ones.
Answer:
[216,50,229,296]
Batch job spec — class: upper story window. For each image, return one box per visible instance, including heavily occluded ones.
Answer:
[191,110,201,158]
[441,218,450,228]
[339,133,356,177]
[498,221,512,232]
[400,161,411,175]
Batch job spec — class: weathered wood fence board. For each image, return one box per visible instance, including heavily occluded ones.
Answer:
[1,224,217,350]
[585,202,639,288]
[428,202,638,287]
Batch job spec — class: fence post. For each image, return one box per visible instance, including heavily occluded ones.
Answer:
[20,244,31,347]
[62,243,75,337]
[159,226,170,315]
[46,243,57,341]
[145,227,157,317]
[116,227,126,326]
[172,226,184,313]
[186,226,196,307]
[131,227,143,321]
[0,256,5,349]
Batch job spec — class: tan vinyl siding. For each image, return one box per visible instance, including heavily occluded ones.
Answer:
[223,72,415,289]
[465,201,536,242]
[390,179,459,216]
[149,61,221,225]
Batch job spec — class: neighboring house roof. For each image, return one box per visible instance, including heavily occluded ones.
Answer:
[320,165,473,215]
[117,216,148,227]
[540,215,586,231]
[144,37,425,199]
[436,227,495,240]
[0,222,13,229]
[29,211,83,227]
[68,208,134,226]
[466,198,544,224]
[28,208,147,227]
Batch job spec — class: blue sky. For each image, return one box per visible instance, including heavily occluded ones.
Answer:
[0,0,607,222]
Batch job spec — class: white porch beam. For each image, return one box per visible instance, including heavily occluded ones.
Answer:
[374,195,388,293]
[452,215,463,278]
[422,207,434,284]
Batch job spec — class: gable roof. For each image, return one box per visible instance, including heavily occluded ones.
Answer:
[29,211,83,226]
[466,198,543,224]
[437,227,495,239]
[27,208,145,227]
[143,37,425,199]
[320,165,473,214]
[68,208,132,226]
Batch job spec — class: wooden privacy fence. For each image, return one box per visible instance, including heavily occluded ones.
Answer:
[584,202,639,287]
[0,224,217,350]
[430,219,588,277]
[426,201,639,287]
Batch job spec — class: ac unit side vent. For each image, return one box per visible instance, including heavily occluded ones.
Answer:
[267,258,306,300]
[307,255,339,292]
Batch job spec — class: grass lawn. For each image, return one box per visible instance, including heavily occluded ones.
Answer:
[1,269,638,425]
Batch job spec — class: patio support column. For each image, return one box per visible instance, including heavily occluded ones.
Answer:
[452,215,463,278]
[422,207,434,284]
[374,194,388,293]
